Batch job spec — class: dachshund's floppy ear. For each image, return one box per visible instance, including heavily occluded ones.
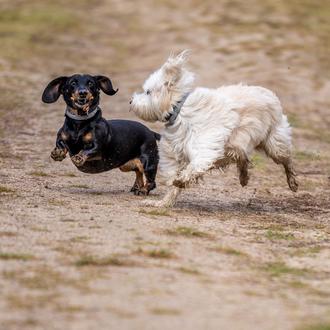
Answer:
[42,76,68,103]
[94,76,118,96]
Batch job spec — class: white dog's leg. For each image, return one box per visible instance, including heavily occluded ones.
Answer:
[142,148,182,207]
[142,186,181,208]
[262,116,298,192]
[173,163,209,188]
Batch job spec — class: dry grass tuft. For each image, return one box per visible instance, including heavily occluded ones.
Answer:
[139,208,171,217]
[136,247,174,259]
[75,255,134,267]
[149,307,181,315]
[177,266,201,275]
[0,252,34,261]
[211,246,247,256]
[0,185,16,194]
[266,230,295,240]
[262,262,309,277]
[165,226,213,239]
[29,171,50,177]
[296,323,330,330]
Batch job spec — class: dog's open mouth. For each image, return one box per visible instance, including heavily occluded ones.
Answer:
[75,98,88,108]
[71,95,94,113]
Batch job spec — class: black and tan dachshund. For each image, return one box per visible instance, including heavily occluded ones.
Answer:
[42,74,160,195]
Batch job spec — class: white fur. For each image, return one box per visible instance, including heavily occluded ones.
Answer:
[130,51,298,208]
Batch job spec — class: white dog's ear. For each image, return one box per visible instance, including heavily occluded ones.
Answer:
[171,49,191,66]
[163,50,191,85]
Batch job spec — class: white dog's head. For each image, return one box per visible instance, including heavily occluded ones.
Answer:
[130,50,195,122]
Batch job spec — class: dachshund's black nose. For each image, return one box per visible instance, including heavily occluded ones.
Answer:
[78,89,88,97]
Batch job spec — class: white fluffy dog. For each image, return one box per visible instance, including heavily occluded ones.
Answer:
[130,51,298,208]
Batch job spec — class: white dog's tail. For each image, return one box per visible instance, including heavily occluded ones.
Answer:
[263,115,292,160]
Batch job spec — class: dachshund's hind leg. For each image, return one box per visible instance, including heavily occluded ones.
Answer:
[120,159,145,194]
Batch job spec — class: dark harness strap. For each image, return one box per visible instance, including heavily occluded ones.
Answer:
[165,92,191,127]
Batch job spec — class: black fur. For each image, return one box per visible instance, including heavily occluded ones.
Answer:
[42,74,160,195]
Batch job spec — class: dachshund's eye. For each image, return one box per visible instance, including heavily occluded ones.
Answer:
[88,81,94,88]
[70,81,77,87]
[146,90,151,95]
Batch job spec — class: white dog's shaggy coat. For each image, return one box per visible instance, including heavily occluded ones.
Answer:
[130,51,298,208]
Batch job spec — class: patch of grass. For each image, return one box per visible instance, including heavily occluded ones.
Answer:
[292,246,323,257]
[243,290,264,297]
[0,185,15,194]
[48,199,66,207]
[295,150,321,161]
[296,323,330,330]
[307,246,323,254]
[139,208,171,217]
[70,236,89,243]
[0,3,82,62]
[0,6,75,29]
[150,307,181,315]
[263,223,287,231]
[165,226,213,239]
[136,248,174,259]
[75,255,132,267]
[0,252,34,261]
[71,184,89,189]
[59,218,76,222]
[266,230,295,240]
[288,280,309,289]
[177,266,201,275]
[251,153,266,169]
[29,171,50,177]
[53,245,81,256]
[62,172,77,177]
[262,262,308,277]
[211,246,246,256]
[30,226,50,233]
[287,113,302,128]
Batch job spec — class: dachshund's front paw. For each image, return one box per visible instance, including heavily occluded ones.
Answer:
[133,182,156,196]
[71,153,87,167]
[51,148,67,161]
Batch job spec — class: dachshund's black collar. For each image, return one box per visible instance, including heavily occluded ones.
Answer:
[65,106,101,121]
[165,92,190,127]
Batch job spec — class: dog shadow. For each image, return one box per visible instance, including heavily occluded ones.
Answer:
[56,185,163,198]
[176,194,328,218]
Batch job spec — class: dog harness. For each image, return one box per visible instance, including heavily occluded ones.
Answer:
[165,92,191,127]
[65,106,101,121]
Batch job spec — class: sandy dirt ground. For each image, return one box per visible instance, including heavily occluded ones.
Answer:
[0,1,329,329]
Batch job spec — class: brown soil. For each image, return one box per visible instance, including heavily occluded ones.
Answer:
[0,1,329,329]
